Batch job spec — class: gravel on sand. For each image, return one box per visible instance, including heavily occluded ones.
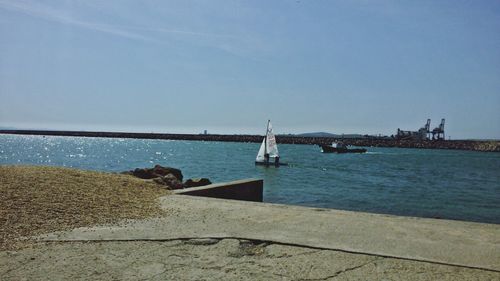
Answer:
[0,165,169,250]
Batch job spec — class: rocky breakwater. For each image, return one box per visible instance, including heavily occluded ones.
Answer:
[122,165,211,190]
[470,141,500,152]
[329,139,500,152]
[2,129,498,152]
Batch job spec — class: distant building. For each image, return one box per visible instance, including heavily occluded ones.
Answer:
[396,119,429,141]
[396,127,428,141]
[204,130,208,135]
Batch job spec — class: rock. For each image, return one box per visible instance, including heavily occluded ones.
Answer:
[122,165,183,181]
[183,178,212,188]
[153,174,183,190]
[122,165,184,190]
[151,165,183,181]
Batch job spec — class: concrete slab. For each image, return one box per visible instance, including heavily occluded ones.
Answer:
[3,239,499,280]
[40,195,500,271]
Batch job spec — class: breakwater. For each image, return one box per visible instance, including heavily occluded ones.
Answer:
[1,129,498,152]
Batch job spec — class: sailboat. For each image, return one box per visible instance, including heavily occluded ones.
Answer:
[255,120,287,167]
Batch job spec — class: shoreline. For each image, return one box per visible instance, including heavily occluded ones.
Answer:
[1,129,499,152]
[1,165,499,279]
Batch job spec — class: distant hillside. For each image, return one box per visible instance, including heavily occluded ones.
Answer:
[295,132,338,137]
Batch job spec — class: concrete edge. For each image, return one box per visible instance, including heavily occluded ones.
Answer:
[174,178,263,202]
[166,194,498,227]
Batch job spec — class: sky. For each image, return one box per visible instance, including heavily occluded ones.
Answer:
[0,0,499,139]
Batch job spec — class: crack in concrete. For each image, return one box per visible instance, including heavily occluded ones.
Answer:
[272,272,294,279]
[291,257,382,281]
[166,253,189,259]
[37,237,500,273]
[328,257,383,280]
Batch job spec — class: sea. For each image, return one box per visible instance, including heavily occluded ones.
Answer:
[1,134,499,224]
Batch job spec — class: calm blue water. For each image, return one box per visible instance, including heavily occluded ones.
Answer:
[1,134,499,224]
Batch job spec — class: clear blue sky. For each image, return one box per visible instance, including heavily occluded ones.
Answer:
[1,0,499,139]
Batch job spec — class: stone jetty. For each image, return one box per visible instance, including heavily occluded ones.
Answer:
[1,129,499,152]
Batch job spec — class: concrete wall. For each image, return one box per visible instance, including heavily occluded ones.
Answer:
[173,179,263,202]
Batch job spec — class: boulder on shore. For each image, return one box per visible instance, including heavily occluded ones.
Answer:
[183,178,212,188]
[152,174,184,190]
[122,165,213,190]
[122,165,184,190]
[122,165,183,181]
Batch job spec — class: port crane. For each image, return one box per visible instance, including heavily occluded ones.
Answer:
[431,119,445,140]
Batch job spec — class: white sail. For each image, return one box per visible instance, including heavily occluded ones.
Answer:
[256,120,280,164]
[256,138,266,162]
[266,121,279,158]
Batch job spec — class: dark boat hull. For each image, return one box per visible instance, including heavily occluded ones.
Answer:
[255,161,288,167]
[320,145,367,154]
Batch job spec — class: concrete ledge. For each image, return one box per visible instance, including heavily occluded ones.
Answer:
[173,178,263,202]
[40,195,500,271]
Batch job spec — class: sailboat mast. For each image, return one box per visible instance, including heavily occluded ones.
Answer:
[264,119,270,155]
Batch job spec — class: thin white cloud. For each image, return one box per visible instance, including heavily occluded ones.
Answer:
[0,0,240,41]
[0,0,153,41]
[0,0,266,60]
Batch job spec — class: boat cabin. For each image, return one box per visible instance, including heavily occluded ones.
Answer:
[332,142,347,149]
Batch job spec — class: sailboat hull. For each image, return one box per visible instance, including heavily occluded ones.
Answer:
[255,161,288,167]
